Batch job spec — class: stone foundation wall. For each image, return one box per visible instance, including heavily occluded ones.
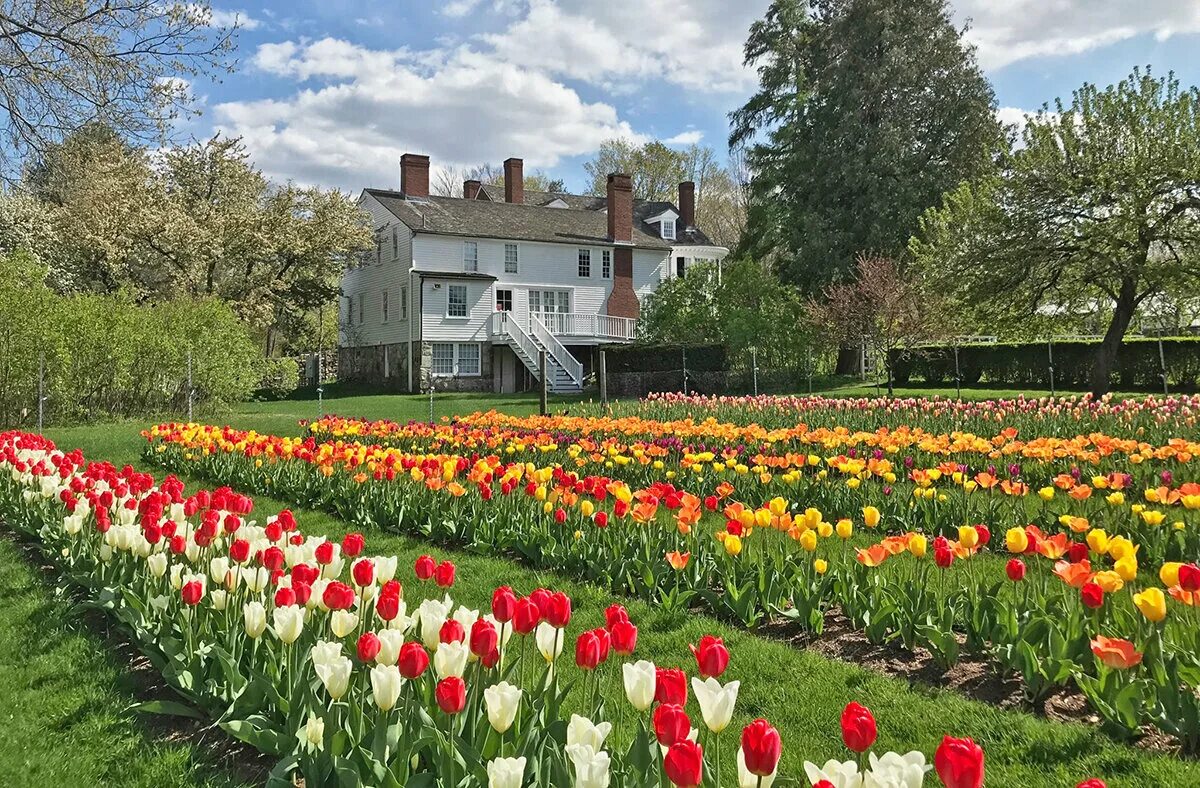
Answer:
[338,343,412,391]
[413,342,493,393]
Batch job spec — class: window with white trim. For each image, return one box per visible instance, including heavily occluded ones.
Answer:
[578,248,591,277]
[661,219,676,240]
[504,243,519,274]
[457,343,481,375]
[496,289,513,312]
[356,294,364,324]
[601,249,611,279]
[447,284,468,317]
[382,289,390,322]
[400,286,408,320]
[392,228,398,258]
[431,343,455,375]
[463,241,478,272]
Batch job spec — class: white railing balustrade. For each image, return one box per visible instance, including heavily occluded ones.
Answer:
[526,312,637,341]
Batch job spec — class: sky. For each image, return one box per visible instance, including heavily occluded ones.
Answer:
[186,0,1200,194]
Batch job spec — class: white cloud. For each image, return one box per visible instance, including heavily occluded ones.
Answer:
[664,130,704,145]
[441,0,483,17]
[216,38,645,189]
[952,1,1200,70]
[206,7,261,31]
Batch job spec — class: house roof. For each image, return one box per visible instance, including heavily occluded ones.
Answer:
[364,185,716,249]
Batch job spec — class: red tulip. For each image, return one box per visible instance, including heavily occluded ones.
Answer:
[470,619,499,659]
[574,631,602,671]
[689,635,729,679]
[181,580,204,606]
[414,554,436,580]
[653,703,691,746]
[611,620,638,656]
[934,545,954,568]
[274,587,296,607]
[1068,542,1090,564]
[292,581,312,606]
[229,538,251,563]
[352,558,374,587]
[545,591,572,628]
[594,511,609,528]
[604,603,630,630]
[434,561,456,588]
[492,586,517,623]
[1005,558,1026,582]
[357,632,381,662]
[813,782,836,788]
[655,667,688,706]
[1081,581,1104,609]
[322,581,355,611]
[376,592,399,622]
[934,735,984,788]
[1180,564,1200,592]
[435,676,466,714]
[341,532,365,558]
[663,739,704,787]
[975,525,991,546]
[840,701,877,753]
[1076,780,1106,788]
[440,619,465,644]
[315,540,335,565]
[528,588,551,617]
[554,507,567,524]
[397,642,430,679]
[741,719,782,777]
[513,597,541,634]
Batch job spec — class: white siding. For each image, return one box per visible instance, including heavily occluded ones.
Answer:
[341,194,416,348]
[419,276,492,342]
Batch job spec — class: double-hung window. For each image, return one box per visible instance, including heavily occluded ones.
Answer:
[578,248,591,277]
[463,241,478,272]
[392,228,398,258]
[431,343,455,375]
[400,286,408,320]
[661,219,676,240]
[430,343,481,376]
[356,294,364,324]
[504,243,519,274]
[447,284,468,318]
[457,343,480,375]
[382,290,390,322]
[601,250,611,279]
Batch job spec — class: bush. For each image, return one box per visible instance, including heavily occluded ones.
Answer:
[602,343,729,373]
[259,357,301,399]
[890,338,1200,391]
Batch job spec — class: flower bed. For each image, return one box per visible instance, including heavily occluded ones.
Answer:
[142,419,1200,752]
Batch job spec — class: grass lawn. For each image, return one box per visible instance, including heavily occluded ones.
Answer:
[2,392,1187,786]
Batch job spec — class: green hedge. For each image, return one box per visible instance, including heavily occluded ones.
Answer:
[602,343,728,374]
[891,338,1200,391]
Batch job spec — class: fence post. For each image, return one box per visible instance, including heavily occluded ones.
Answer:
[37,350,44,434]
[599,350,608,405]
[539,351,548,416]
[806,347,813,394]
[751,347,759,396]
[682,347,689,395]
[317,349,325,419]
[1157,333,1169,396]
[186,349,194,421]
[1047,337,1055,397]
[953,342,961,401]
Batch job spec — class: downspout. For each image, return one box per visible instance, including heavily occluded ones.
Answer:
[407,267,415,393]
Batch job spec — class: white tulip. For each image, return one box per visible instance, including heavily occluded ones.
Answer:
[243,566,270,593]
[243,601,267,638]
[310,639,343,667]
[865,751,931,788]
[483,682,521,733]
[376,629,405,665]
[487,756,526,788]
[566,714,612,751]
[691,676,739,733]
[273,606,305,645]
[309,579,330,610]
[331,610,359,638]
[418,597,451,648]
[535,621,563,662]
[738,748,777,788]
[483,613,514,648]
[370,664,403,712]
[565,744,611,788]
[434,640,470,679]
[146,552,169,578]
[804,759,864,788]
[298,713,325,752]
[315,656,353,700]
[452,605,480,634]
[209,556,230,585]
[622,660,656,711]
[210,589,228,611]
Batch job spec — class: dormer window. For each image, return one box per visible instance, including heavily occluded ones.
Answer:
[661,219,676,240]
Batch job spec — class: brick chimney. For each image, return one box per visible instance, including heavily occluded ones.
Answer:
[400,153,429,199]
[606,173,633,243]
[605,172,638,320]
[503,158,524,203]
[463,179,482,200]
[678,181,695,229]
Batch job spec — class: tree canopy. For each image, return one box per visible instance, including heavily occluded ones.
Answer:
[731,0,1003,293]
[911,68,1200,394]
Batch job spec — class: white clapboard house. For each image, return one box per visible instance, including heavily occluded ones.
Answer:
[339,154,728,393]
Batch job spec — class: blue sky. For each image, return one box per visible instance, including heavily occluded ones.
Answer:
[188,0,1200,194]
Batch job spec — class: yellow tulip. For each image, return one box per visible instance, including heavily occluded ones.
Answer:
[1141,510,1166,527]
[1160,562,1183,588]
[799,530,818,552]
[958,526,979,550]
[817,521,834,538]
[1115,556,1139,582]
[846,478,861,489]
[1092,570,1124,593]
[1106,492,1125,506]
[803,508,822,529]
[1086,529,1109,555]
[1038,487,1055,501]
[909,534,928,558]
[1108,536,1137,561]
[836,519,853,539]
[768,497,788,517]
[814,559,828,575]
[963,480,978,493]
[724,535,743,557]
[580,500,594,517]
[1134,587,1167,622]
[1005,527,1029,554]
[862,506,881,528]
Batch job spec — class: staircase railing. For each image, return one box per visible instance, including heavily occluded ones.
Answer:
[529,314,583,386]
[490,312,542,372]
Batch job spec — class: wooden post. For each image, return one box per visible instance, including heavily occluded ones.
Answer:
[539,350,548,416]
[599,350,608,405]
[1047,337,1055,396]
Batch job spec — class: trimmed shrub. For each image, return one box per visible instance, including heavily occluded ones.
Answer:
[602,343,729,374]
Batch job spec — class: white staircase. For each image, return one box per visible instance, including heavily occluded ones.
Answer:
[491,312,584,394]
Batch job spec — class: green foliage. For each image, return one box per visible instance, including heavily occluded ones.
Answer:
[0,250,260,426]
[732,0,1003,292]
[892,338,1200,391]
[638,259,810,368]
[912,68,1200,394]
[259,357,301,400]
[602,343,728,373]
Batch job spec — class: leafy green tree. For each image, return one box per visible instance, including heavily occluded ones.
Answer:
[731,0,1003,293]
[912,68,1200,395]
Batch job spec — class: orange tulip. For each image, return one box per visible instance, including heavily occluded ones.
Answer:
[1090,636,1143,669]
[666,551,690,570]
[1053,559,1094,589]
[1036,533,1070,560]
[856,544,889,567]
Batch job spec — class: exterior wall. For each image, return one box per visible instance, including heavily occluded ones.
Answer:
[340,194,417,350]
[338,342,411,390]
[414,341,493,393]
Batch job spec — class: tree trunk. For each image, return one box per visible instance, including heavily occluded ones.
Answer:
[1090,276,1138,397]
[835,343,859,375]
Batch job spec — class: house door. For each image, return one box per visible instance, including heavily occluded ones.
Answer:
[529,290,570,333]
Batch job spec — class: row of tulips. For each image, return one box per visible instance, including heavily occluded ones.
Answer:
[0,429,1059,787]
[142,424,1200,750]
